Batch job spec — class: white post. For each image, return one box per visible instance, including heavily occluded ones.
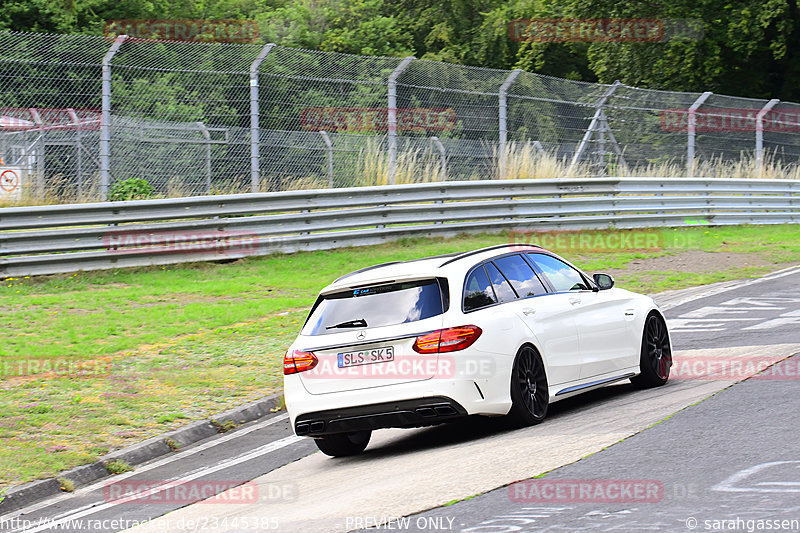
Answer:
[319,130,334,188]
[30,108,45,199]
[499,69,522,180]
[430,136,447,181]
[68,108,83,199]
[756,99,779,177]
[249,43,276,193]
[100,35,127,199]
[195,122,212,194]
[687,91,712,178]
[387,57,415,185]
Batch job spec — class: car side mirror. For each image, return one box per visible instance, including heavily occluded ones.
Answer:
[593,273,615,290]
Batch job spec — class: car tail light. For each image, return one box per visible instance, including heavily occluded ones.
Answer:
[284,350,318,375]
[412,325,482,354]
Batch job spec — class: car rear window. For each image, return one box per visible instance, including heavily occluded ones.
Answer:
[302,279,445,336]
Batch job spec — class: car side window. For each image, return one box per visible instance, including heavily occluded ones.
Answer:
[492,254,547,297]
[484,262,517,302]
[463,266,498,311]
[528,253,590,292]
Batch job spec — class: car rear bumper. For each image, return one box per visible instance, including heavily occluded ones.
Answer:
[294,396,468,436]
[285,374,512,435]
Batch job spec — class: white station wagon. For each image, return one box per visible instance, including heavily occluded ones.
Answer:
[284,244,672,457]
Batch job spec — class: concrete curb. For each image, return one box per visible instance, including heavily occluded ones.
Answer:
[0,392,284,515]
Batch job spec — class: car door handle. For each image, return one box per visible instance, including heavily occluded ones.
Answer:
[568,297,582,305]
[522,308,536,316]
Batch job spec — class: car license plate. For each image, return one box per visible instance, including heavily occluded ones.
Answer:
[337,346,395,368]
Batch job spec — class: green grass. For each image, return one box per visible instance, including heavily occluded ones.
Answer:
[1,225,799,488]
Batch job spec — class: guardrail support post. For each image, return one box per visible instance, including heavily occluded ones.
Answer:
[100,35,127,200]
[319,130,334,188]
[387,57,415,185]
[569,80,621,175]
[430,136,447,181]
[687,91,712,178]
[756,99,779,177]
[249,43,276,193]
[499,69,522,180]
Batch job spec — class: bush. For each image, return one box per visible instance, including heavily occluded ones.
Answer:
[109,178,155,201]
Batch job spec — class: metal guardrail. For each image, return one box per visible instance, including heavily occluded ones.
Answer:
[1,177,799,278]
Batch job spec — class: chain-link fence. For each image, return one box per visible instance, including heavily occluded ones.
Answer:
[2,30,800,204]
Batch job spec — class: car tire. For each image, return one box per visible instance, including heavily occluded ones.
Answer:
[314,431,371,457]
[508,345,549,426]
[631,314,672,388]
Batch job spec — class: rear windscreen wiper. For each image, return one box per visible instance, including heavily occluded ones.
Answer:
[326,319,368,329]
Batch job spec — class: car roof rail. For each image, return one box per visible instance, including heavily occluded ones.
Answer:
[438,243,543,267]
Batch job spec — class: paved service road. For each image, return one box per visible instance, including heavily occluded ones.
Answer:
[2,266,798,533]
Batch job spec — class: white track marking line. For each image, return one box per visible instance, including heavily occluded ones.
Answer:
[1,413,289,521]
[657,265,800,311]
[17,435,303,533]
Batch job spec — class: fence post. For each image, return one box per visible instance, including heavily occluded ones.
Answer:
[100,35,127,200]
[430,136,447,181]
[569,80,621,175]
[195,122,212,194]
[687,91,712,178]
[319,130,334,188]
[387,57,415,185]
[756,99,779,177]
[249,43,276,193]
[498,69,522,180]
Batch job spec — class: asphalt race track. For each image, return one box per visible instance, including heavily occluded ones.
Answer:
[2,266,799,533]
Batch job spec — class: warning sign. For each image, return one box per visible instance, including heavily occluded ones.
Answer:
[0,167,22,203]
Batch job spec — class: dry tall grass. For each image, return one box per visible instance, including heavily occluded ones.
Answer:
[3,145,798,207]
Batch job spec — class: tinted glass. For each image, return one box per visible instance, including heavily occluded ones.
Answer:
[529,253,590,292]
[303,279,443,336]
[493,254,547,297]
[463,266,498,311]
[485,262,517,302]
